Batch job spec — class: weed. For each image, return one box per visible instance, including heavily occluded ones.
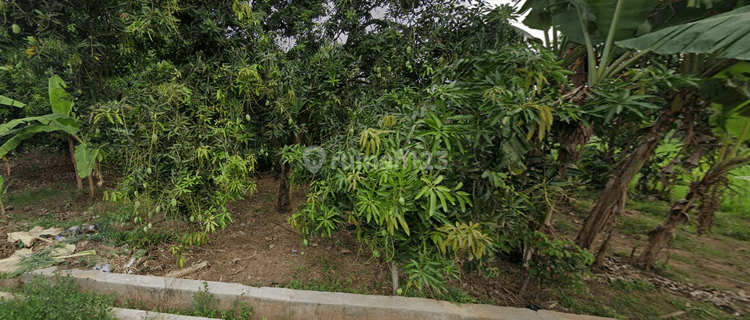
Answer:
[0,275,116,320]
[123,298,147,310]
[185,282,255,319]
[192,282,221,317]
[87,207,174,248]
[611,279,655,292]
[404,285,477,304]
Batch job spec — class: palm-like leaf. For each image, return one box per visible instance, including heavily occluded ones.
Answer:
[617,5,750,60]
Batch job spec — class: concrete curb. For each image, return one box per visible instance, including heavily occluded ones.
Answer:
[2,267,612,320]
[112,308,220,320]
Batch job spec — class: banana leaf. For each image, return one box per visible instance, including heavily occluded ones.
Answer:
[49,75,73,115]
[0,95,25,108]
[74,143,98,179]
[0,113,78,137]
[520,0,659,45]
[0,124,72,159]
[617,5,750,60]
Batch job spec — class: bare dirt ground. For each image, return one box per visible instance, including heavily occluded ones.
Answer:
[3,150,750,318]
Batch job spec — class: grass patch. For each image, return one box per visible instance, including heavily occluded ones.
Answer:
[283,276,357,293]
[626,198,669,217]
[557,292,625,319]
[5,183,76,208]
[712,211,750,241]
[618,215,659,236]
[26,214,85,230]
[611,279,655,292]
[0,275,116,320]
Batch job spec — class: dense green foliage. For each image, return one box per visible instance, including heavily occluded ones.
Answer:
[2,0,750,296]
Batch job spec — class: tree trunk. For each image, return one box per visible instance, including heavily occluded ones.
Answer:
[277,162,291,213]
[391,262,399,296]
[593,221,617,268]
[635,161,733,267]
[94,162,105,187]
[697,183,723,235]
[87,174,95,199]
[68,135,83,190]
[557,121,593,172]
[1,198,7,224]
[635,201,690,268]
[576,107,679,250]
[4,157,9,176]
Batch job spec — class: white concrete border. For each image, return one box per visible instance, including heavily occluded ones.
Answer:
[112,308,220,320]
[1,267,612,320]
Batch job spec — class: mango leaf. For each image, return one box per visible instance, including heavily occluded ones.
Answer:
[0,124,67,159]
[617,5,750,60]
[0,95,26,108]
[74,144,99,179]
[49,75,73,115]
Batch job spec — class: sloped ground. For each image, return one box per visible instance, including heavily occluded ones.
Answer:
[2,150,750,319]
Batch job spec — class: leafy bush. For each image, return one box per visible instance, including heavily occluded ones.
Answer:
[528,232,594,289]
[290,46,579,292]
[101,58,258,236]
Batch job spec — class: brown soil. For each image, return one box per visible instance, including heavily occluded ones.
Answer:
[0,233,14,260]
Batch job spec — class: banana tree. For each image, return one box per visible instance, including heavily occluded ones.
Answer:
[635,61,750,267]
[0,76,100,198]
[636,103,750,267]
[521,0,750,253]
[0,95,26,176]
[0,176,8,224]
[612,5,750,266]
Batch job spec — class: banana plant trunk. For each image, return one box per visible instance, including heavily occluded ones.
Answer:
[635,166,724,267]
[576,107,680,250]
[634,199,691,268]
[1,199,7,224]
[68,135,83,191]
[87,175,95,199]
